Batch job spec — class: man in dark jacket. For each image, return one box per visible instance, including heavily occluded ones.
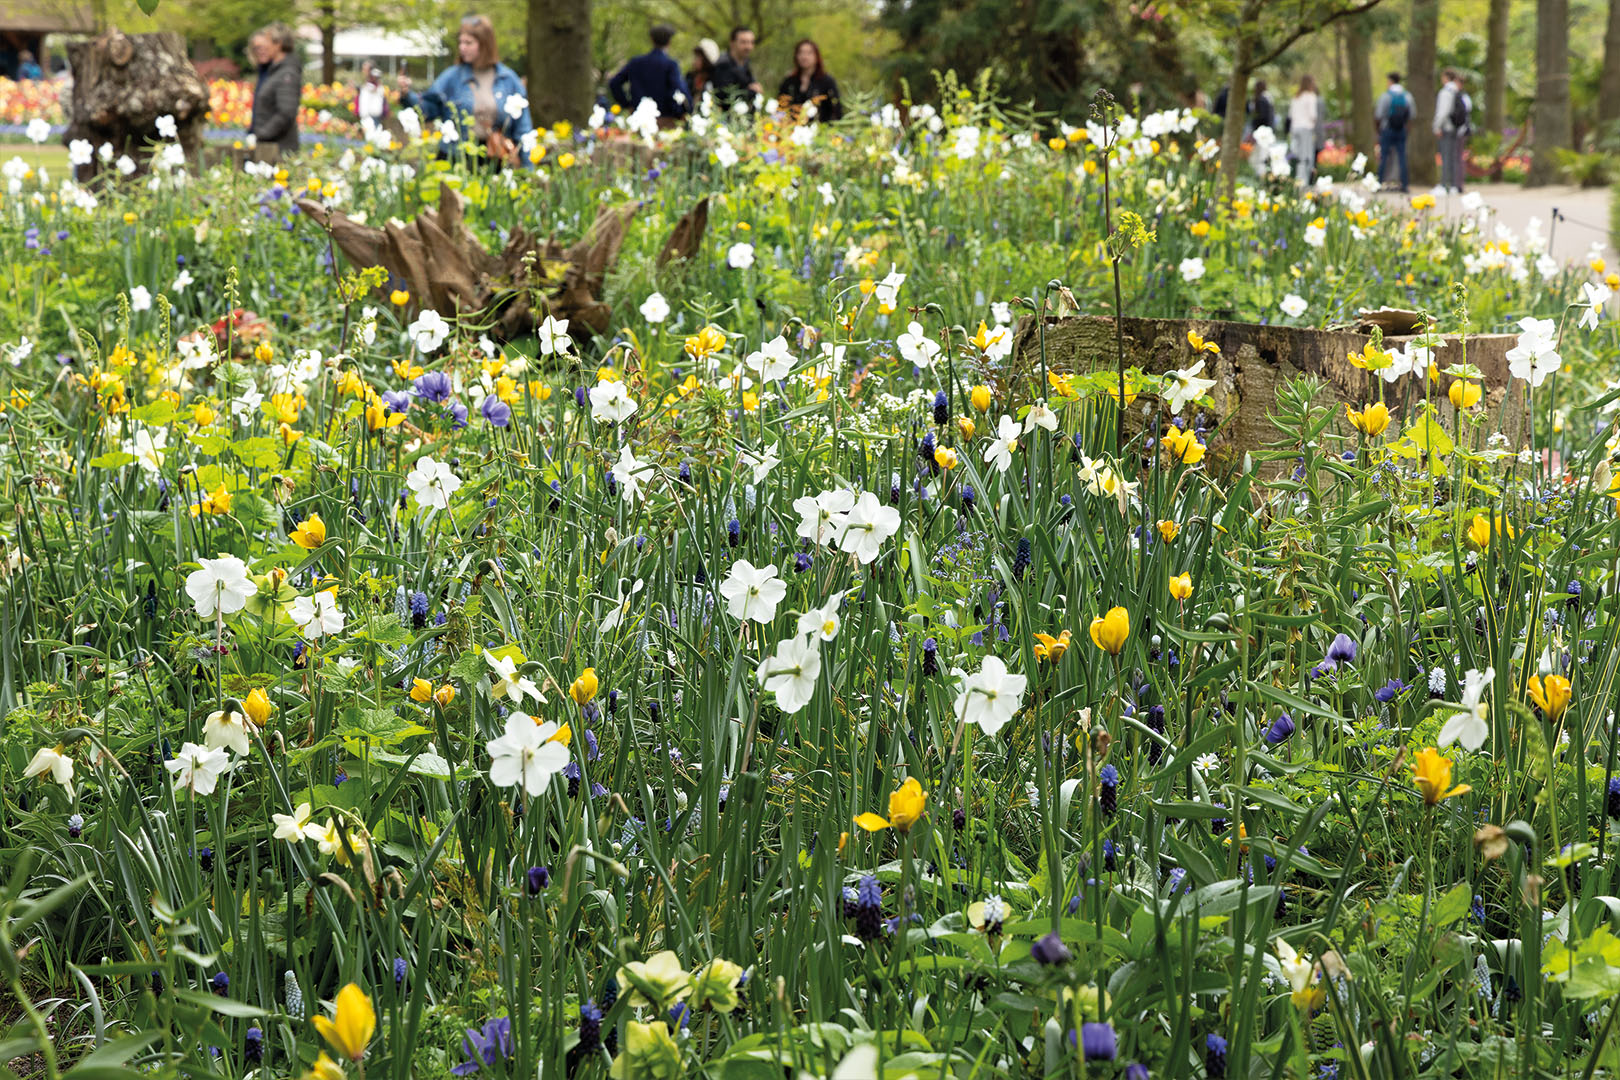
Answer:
[608,24,689,121]
[708,26,761,111]
[249,23,301,158]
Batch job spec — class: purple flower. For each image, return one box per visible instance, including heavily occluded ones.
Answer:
[1080,1022,1117,1061]
[382,391,412,414]
[451,1018,513,1075]
[1374,678,1408,703]
[413,370,452,402]
[1325,633,1358,665]
[444,399,469,429]
[480,395,511,428]
[1265,714,1295,744]
[1031,930,1070,966]
[527,866,550,894]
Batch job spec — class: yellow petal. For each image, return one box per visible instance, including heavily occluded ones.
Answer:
[853,812,891,832]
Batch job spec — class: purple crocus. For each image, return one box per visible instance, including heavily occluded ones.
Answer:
[1080,1022,1117,1061]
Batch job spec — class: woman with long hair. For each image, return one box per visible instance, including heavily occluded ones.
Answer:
[776,39,841,122]
[1287,73,1321,183]
[420,14,533,166]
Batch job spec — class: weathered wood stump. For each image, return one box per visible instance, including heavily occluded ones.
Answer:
[297,183,709,342]
[64,30,209,181]
[1011,314,1524,467]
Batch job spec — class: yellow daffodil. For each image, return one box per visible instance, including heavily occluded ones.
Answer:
[1189,220,1210,238]
[290,513,326,549]
[1048,370,1077,398]
[1346,342,1389,371]
[190,483,232,517]
[244,688,273,726]
[854,777,927,834]
[254,342,275,363]
[1162,425,1205,464]
[366,396,405,431]
[1033,630,1071,662]
[1089,606,1130,654]
[312,983,375,1061]
[1413,746,1470,806]
[684,324,727,360]
[1449,379,1482,409]
[392,358,423,380]
[1186,330,1220,354]
[1526,674,1571,721]
[1168,572,1193,602]
[334,369,365,397]
[1346,402,1391,437]
[970,384,992,412]
[1157,519,1180,542]
[570,667,598,705]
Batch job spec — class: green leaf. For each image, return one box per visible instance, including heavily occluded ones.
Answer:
[135,0,160,13]
[1431,882,1471,926]
[87,451,136,469]
[130,400,176,426]
[188,432,228,456]
[231,436,281,469]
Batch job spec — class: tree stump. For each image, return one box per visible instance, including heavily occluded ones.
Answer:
[1010,314,1525,470]
[64,30,209,181]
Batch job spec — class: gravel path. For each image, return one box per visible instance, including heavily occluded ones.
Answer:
[1377,182,1615,267]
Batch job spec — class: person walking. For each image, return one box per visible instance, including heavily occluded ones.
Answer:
[1287,74,1320,184]
[709,27,762,112]
[1434,68,1471,193]
[420,14,534,167]
[776,39,841,121]
[608,24,689,125]
[1374,71,1411,192]
[249,24,302,159]
[17,50,42,80]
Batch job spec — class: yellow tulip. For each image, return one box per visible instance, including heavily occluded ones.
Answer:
[683,324,727,360]
[1467,514,1491,550]
[1168,573,1193,602]
[1157,519,1180,542]
[290,513,326,550]
[1449,379,1482,409]
[970,384,992,412]
[570,667,598,705]
[254,342,275,363]
[312,983,375,1061]
[1412,747,1470,806]
[434,684,457,707]
[854,777,927,834]
[243,688,273,726]
[409,678,433,703]
[1186,330,1220,354]
[956,416,976,439]
[934,447,959,470]
[1033,630,1071,663]
[304,1053,346,1080]
[1089,606,1130,654]
[1345,402,1390,437]
[1526,674,1571,721]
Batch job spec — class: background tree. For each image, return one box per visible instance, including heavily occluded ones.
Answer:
[1406,0,1438,187]
[1485,0,1509,131]
[1601,0,1620,139]
[1345,14,1375,154]
[1527,0,1571,183]
[532,0,594,127]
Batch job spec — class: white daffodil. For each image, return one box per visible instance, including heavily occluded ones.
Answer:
[1438,667,1495,752]
[486,712,571,797]
[984,414,1021,473]
[287,591,346,640]
[720,560,787,623]
[952,654,1028,736]
[165,742,233,796]
[588,380,638,424]
[486,651,544,705]
[757,633,822,714]
[1164,360,1216,416]
[837,491,901,565]
[23,745,74,791]
[185,555,257,619]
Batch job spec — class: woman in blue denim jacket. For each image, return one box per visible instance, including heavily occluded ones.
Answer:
[420,14,534,164]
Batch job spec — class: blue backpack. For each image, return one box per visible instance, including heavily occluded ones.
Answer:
[1386,90,1411,131]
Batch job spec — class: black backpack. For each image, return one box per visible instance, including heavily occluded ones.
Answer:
[1448,90,1469,132]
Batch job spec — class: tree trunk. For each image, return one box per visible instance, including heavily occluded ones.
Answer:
[1217,40,1253,193]
[1486,0,1510,132]
[1599,0,1620,136]
[531,0,594,128]
[320,1,336,86]
[64,29,209,181]
[1407,0,1439,187]
[1347,15,1375,156]
[1528,0,1572,184]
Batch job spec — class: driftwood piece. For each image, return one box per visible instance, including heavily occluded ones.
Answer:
[64,30,209,180]
[298,183,710,343]
[1011,315,1524,468]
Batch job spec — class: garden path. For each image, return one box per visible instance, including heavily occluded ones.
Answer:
[1376,183,1616,268]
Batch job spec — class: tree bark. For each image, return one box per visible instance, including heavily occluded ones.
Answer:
[320,1,337,86]
[1347,14,1375,155]
[1486,0,1510,132]
[1599,0,1620,136]
[1528,0,1571,184]
[1406,0,1439,187]
[1217,39,1254,193]
[531,0,594,128]
[64,30,209,181]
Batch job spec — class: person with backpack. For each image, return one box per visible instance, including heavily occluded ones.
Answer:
[1434,68,1471,193]
[1374,71,1412,193]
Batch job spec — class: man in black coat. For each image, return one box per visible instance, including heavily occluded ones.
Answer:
[708,26,762,112]
[249,24,301,158]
